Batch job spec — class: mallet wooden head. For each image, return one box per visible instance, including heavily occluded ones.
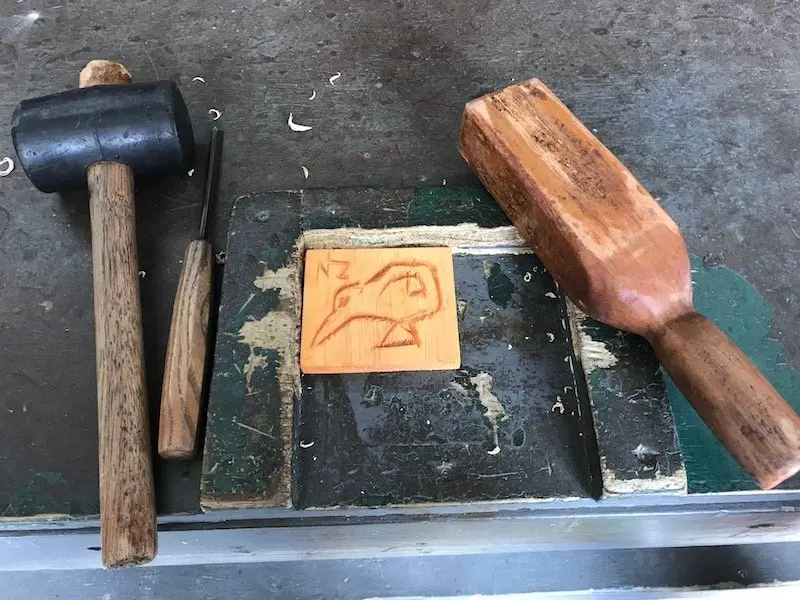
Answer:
[460,79,800,489]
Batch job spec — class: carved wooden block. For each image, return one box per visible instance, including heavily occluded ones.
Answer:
[300,247,461,374]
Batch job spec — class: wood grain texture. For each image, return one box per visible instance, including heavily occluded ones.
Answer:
[79,61,156,566]
[648,312,800,489]
[460,78,692,333]
[459,78,800,489]
[87,162,156,566]
[300,247,460,374]
[159,239,213,459]
[79,59,132,87]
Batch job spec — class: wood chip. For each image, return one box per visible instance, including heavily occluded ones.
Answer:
[288,112,312,132]
[0,157,14,177]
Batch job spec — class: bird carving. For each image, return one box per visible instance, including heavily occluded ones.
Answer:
[311,260,443,349]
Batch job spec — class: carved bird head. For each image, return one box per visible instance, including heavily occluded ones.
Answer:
[311,261,442,348]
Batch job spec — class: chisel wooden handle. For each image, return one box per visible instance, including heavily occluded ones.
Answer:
[83,61,157,568]
[158,239,213,459]
[648,312,800,489]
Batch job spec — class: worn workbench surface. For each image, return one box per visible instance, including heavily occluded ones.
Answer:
[2,0,800,518]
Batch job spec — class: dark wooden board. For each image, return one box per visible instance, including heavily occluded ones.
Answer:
[200,192,302,508]
[296,253,596,507]
[573,316,684,495]
[200,187,685,508]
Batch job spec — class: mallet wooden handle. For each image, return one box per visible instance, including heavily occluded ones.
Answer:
[648,312,800,489]
[158,239,213,459]
[459,78,800,489]
[83,61,156,567]
[88,162,157,566]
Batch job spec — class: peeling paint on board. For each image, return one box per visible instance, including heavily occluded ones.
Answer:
[579,335,619,373]
[450,371,509,451]
[566,299,685,497]
[470,372,508,434]
[238,265,299,392]
[253,266,296,296]
[238,314,294,389]
[600,457,687,495]
[570,310,619,374]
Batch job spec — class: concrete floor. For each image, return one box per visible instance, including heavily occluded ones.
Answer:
[1,0,799,515]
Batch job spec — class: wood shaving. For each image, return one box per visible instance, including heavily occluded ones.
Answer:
[308,90,316,100]
[0,157,14,177]
[192,76,206,83]
[299,440,315,449]
[301,165,309,179]
[288,113,312,132]
[487,445,501,455]
[215,251,227,265]
[544,291,557,298]
[546,332,555,342]
[188,169,195,177]
[208,108,222,120]
[328,72,341,85]
[139,270,146,278]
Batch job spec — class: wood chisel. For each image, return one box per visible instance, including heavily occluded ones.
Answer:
[158,127,223,459]
[460,79,800,490]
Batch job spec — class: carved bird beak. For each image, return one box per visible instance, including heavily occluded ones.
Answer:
[311,308,351,348]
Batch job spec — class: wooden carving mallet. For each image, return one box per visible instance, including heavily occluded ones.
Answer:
[460,79,800,489]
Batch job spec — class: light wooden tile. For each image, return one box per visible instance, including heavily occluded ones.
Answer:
[300,247,460,374]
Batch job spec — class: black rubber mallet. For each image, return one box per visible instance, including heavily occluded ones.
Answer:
[11,60,194,567]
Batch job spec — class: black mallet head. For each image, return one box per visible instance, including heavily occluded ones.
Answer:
[11,81,194,193]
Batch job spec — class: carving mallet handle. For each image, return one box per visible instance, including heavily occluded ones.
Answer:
[82,61,157,567]
[648,312,800,489]
[459,78,800,489]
